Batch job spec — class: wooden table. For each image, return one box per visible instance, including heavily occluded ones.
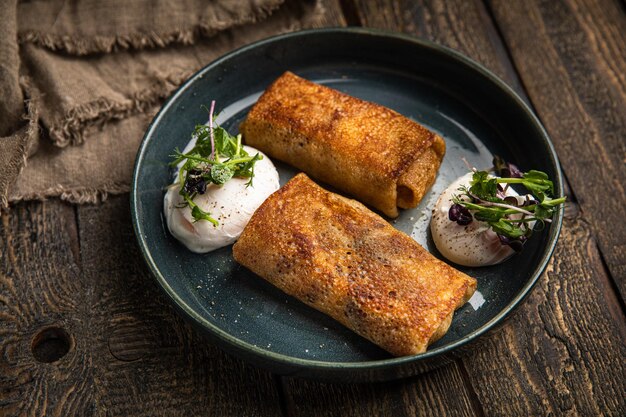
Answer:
[2,0,625,416]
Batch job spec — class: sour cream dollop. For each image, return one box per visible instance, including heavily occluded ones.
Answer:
[430,172,527,267]
[164,145,279,253]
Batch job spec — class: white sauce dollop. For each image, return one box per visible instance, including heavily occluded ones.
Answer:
[164,145,279,253]
[430,172,529,267]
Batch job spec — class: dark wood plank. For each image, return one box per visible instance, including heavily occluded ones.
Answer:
[275,3,476,416]
[488,0,626,299]
[0,197,284,417]
[463,203,626,415]
[350,0,524,92]
[4,2,624,417]
[76,195,284,417]
[0,1,346,416]
[282,362,477,417]
[341,1,626,416]
[281,1,517,415]
[1,1,347,415]
[304,0,347,27]
[0,201,94,417]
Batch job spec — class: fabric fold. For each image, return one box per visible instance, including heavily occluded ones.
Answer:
[0,0,22,135]
[0,99,40,208]
[0,0,39,208]
[8,111,154,204]
[18,0,285,55]
[6,0,333,204]
[21,43,197,147]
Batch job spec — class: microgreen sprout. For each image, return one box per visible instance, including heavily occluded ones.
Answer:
[169,101,262,225]
[450,156,566,252]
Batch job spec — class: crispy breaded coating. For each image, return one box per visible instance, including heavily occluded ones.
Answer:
[240,71,445,217]
[233,174,476,356]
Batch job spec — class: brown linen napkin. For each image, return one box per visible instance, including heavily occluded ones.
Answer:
[6,0,336,205]
[0,0,22,134]
[20,43,199,148]
[10,113,154,203]
[0,0,38,207]
[1,0,291,207]
[18,0,284,55]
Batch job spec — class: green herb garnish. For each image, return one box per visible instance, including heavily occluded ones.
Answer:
[169,101,262,226]
[449,156,566,252]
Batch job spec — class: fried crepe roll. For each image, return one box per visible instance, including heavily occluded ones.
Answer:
[233,174,476,356]
[240,71,446,218]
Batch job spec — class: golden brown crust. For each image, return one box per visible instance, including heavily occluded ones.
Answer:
[233,173,476,356]
[397,135,446,209]
[240,71,445,218]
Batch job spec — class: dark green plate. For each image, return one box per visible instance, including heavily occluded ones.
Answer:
[131,28,563,382]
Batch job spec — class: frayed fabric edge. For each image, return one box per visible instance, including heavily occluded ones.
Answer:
[8,182,131,205]
[18,1,284,56]
[1,86,40,210]
[48,72,193,147]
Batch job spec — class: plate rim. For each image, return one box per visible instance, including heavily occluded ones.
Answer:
[130,27,564,372]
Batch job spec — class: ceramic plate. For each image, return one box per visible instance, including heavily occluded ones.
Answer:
[131,28,563,381]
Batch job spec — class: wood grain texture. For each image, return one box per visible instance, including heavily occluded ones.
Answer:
[304,0,346,27]
[488,0,626,299]
[0,198,284,417]
[349,1,626,416]
[270,2,483,416]
[282,362,478,417]
[76,195,283,417]
[2,1,625,417]
[1,1,345,416]
[0,201,94,417]
[463,209,626,416]
[278,1,519,416]
[351,0,525,93]
[275,2,498,417]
